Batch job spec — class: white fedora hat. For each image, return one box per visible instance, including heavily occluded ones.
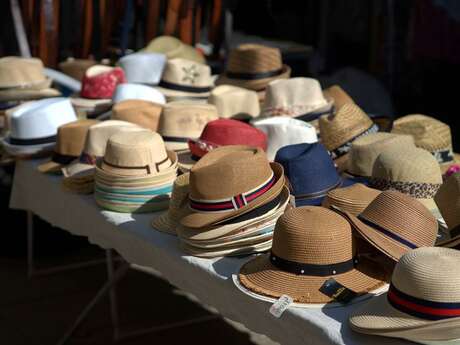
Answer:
[2,98,77,156]
[112,83,166,104]
[118,52,166,85]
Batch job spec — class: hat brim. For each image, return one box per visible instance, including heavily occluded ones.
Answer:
[151,211,181,235]
[1,137,55,157]
[177,150,197,173]
[62,160,95,179]
[0,87,61,102]
[216,65,291,91]
[37,159,63,174]
[62,177,94,194]
[180,162,285,229]
[180,238,272,258]
[295,177,356,207]
[70,96,112,112]
[154,85,210,100]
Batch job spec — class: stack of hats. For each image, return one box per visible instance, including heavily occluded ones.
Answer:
[142,36,205,64]
[322,183,381,216]
[94,130,178,213]
[208,85,260,120]
[176,146,289,257]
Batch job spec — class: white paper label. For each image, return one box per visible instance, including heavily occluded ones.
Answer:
[269,295,293,318]
[289,195,296,207]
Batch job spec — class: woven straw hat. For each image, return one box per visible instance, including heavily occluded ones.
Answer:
[350,247,460,342]
[180,145,285,229]
[434,173,460,247]
[323,85,354,111]
[392,114,460,173]
[216,44,291,92]
[141,36,205,64]
[370,146,443,213]
[58,57,96,81]
[158,101,219,151]
[111,100,162,131]
[208,85,260,119]
[319,103,379,171]
[337,190,438,261]
[238,206,386,304]
[322,183,381,216]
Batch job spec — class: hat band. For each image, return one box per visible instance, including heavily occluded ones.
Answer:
[269,252,357,276]
[433,148,454,164]
[388,284,460,321]
[52,152,78,165]
[158,80,211,93]
[294,178,342,202]
[330,123,379,159]
[79,152,98,165]
[190,173,275,213]
[295,108,333,123]
[102,156,170,175]
[225,68,283,80]
[357,215,418,249]
[9,134,57,146]
[162,135,190,143]
[369,178,441,199]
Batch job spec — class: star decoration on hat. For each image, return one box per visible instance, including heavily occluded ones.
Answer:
[182,65,200,84]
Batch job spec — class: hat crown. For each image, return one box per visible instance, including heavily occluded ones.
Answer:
[80,65,126,99]
[272,206,354,264]
[227,44,282,73]
[118,52,166,84]
[112,83,166,104]
[208,85,260,118]
[162,58,212,87]
[435,173,460,229]
[359,190,437,248]
[111,99,163,131]
[0,56,47,88]
[322,85,354,110]
[56,119,98,156]
[167,173,190,217]
[199,119,267,147]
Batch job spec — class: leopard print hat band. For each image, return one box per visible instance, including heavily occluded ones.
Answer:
[369,178,441,199]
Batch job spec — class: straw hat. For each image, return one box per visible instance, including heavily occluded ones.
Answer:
[58,57,97,81]
[118,52,166,85]
[322,183,381,216]
[111,100,162,131]
[155,58,213,101]
[238,206,386,304]
[208,85,260,119]
[142,36,205,64]
[111,83,166,104]
[392,114,460,174]
[337,190,438,261]
[434,173,460,247]
[0,57,60,101]
[346,132,415,181]
[216,44,291,92]
[323,85,354,110]
[37,119,98,174]
[158,101,219,151]
[349,247,460,343]
[180,146,285,229]
[319,103,379,171]
[370,146,443,214]
[252,116,318,160]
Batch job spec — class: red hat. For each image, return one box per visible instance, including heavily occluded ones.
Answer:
[188,119,267,158]
[80,66,126,99]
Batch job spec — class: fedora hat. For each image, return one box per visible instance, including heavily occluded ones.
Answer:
[238,206,386,304]
[392,114,460,174]
[322,183,381,216]
[37,119,98,173]
[275,142,354,206]
[111,83,166,104]
[141,36,205,64]
[349,247,460,343]
[319,103,379,171]
[208,85,260,119]
[118,52,166,85]
[158,101,219,151]
[1,98,77,157]
[337,190,438,261]
[434,173,460,247]
[252,116,318,160]
[155,58,213,101]
[111,100,162,131]
[346,132,415,182]
[180,146,285,229]
[58,57,97,81]
[370,146,443,214]
[216,44,291,92]
[323,85,354,110]
[0,57,60,101]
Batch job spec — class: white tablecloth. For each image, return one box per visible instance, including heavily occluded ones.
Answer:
[10,159,410,345]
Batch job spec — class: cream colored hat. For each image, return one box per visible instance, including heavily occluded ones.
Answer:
[158,101,219,151]
[208,85,260,119]
[434,173,460,247]
[350,247,460,343]
[141,36,205,64]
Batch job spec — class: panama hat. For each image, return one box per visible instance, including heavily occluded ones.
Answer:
[392,114,460,174]
[158,101,219,151]
[252,116,318,160]
[141,36,205,64]
[238,206,386,304]
[208,85,260,119]
[216,44,291,93]
[118,52,166,85]
[322,183,381,216]
[1,98,77,157]
[111,99,162,131]
[58,57,97,81]
[0,57,60,101]
[337,190,438,261]
[350,247,460,343]
[37,119,98,173]
[370,146,443,214]
[180,146,285,229]
[434,173,460,247]
[111,83,166,105]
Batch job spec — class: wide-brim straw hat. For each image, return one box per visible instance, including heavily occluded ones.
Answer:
[349,247,460,343]
[322,183,381,216]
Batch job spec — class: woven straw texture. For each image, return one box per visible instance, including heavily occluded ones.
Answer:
[0,57,48,88]
[322,183,381,216]
[111,100,162,131]
[322,85,354,111]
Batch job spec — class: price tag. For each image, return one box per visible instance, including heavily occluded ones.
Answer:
[269,295,293,318]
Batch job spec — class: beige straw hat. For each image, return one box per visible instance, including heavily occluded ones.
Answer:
[392,114,460,174]
[141,36,205,64]
[370,146,443,214]
[58,57,97,81]
[238,206,386,304]
[319,103,379,171]
[208,85,260,119]
[349,247,460,343]
[322,85,354,111]
[322,183,381,216]
[111,99,162,131]
[337,190,438,261]
[434,173,460,247]
[216,44,291,92]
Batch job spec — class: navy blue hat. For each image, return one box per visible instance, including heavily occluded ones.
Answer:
[275,142,355,206]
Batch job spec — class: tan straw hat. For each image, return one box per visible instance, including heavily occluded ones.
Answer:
[111,99,162,131]
[216,44,291,92]
[337,190,438,261]
[323,85,354,111]
[141,36,205,64]
[322,183,381,216]
[238,206,386,304]
[434,173,460,247]
[392,114,460,174]
[208,85,260,119]
[58,57,97,81]
[349,247,460,343]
